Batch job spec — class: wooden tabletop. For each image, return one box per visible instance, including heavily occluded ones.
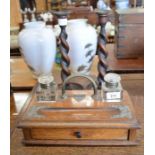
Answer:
[10,44,144,91]
[11,73,144,155]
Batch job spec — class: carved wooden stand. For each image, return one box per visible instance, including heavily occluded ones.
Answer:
[53,11,71,81]
[96,10,109,88]
[18,10,141,146]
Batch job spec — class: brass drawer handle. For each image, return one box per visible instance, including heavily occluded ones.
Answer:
[74,131,82,138]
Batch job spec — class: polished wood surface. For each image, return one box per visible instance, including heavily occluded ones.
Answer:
[10,0,22,27]
[30,128,128,140]
[17,86,140,145]
[18,90,138,123]
[10,44,144,90]
[11,73,144,154]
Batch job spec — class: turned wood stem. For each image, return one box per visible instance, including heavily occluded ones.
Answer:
[97,11,109,88]
[59,25,71,81]
[52,11,71,82]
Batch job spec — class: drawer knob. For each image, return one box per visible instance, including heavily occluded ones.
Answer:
[74,131,82,138]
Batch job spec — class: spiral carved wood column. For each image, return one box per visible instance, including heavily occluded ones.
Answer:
[53,11,71,82]
[96,10,109,88]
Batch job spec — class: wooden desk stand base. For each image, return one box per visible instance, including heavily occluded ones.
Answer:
[18,86,140,146]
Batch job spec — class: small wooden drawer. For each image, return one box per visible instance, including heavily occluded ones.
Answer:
[29,128,128,140]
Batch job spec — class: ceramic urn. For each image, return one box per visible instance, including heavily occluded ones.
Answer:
[54,19,97,75]
[18,21,56,77]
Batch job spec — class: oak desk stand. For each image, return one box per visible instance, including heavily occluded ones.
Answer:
[18,87,140,146]
[17,10,140,146]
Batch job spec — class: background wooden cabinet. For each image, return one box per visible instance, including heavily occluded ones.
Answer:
[35,0,48,11]
[10,0,22,27]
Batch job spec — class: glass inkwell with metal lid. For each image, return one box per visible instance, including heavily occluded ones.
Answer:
[101,73,123,102]
[36,74,57,102]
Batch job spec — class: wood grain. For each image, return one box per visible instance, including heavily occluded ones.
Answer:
[30,128,128,140]
[128,129,137,141]
[10,0,22,27]
[18,90,139,127]
[35,0,46,12]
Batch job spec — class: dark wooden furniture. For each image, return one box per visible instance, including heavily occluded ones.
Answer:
[115,8,144,59]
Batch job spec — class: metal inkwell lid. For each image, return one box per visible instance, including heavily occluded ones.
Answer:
[38,75,54,89]
[104,73,121,88]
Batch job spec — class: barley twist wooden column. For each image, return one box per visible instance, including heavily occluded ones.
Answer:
[96,10,109,88]
[53,11,71,82]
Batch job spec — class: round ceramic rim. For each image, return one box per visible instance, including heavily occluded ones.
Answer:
[67,19,88,24]
[24,21,45,29]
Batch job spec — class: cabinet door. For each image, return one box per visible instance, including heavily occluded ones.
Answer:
[10,0,22,27]
[35,0,47,12]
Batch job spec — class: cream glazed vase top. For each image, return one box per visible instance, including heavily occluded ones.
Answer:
[54,19,97,75]
[18,21,56,77]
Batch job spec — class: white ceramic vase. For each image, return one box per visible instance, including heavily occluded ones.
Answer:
[97,0,107,10]
[115,0,129,9]
[54,19,97,75]
[18,21,56,77]
[67,19,97,74]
